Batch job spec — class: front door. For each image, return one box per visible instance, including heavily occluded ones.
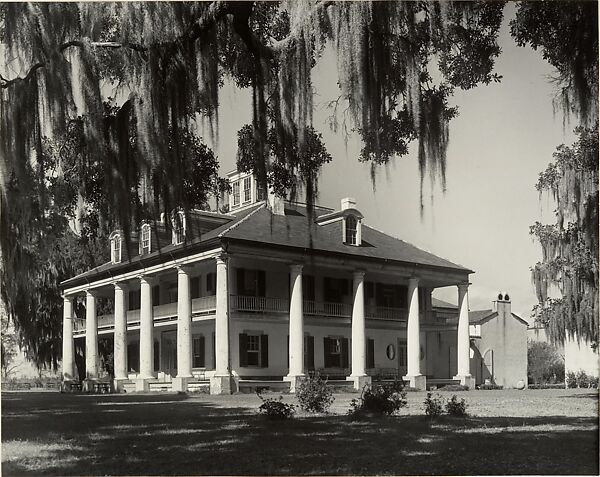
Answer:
[161,331,177,378]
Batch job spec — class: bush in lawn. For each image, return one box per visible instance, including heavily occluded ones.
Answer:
[349,380,407,417]
[423,392,444,418]
[590,376,599,389]
[296,373,334,413]
[439,384,469,392]
[257,392,295,420]
[445,394,468,417]
[566,371,578,388]
[478,383,503,390]
[576,370,591,388]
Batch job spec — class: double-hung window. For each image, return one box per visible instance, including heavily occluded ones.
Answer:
[243,176,251,203]
[192,335,205,368]
[345,215,358,245]
[140,224,151,254]
[111,234,122,263]
[232,181,240,207]
[173,211,185,245]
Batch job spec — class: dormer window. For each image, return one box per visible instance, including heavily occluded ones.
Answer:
[346,215,358,245]
[172,211,186,245]
[140,223,151,255]
[110,231,122,263]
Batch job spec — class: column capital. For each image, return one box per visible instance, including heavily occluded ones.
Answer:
[353,270,366,280]
[62,294,75,303]
[113,281,129,291]
[215,253,228,266]
[289,263,303,274]
[138,275,155,286]
[457,282,469,293]
[175,264,193,275]
[408,277,420,286]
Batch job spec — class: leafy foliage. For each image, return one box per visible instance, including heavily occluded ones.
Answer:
[527,340,564,385]
[296,373,335,413]
[445,395,468,417]
[257,392,295,420]
[530,126,599,347]
[423,392,444,418]
[348,380,407,417]
[511,2,598,125]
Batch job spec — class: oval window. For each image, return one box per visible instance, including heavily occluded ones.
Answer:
[386,344,396,360]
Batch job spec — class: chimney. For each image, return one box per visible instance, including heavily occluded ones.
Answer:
[268,192,285,216]
[493,291,511,316]
[341,197,356,211]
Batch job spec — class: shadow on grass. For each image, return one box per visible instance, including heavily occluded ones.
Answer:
[557,391,599,400]
[2,392,598,476]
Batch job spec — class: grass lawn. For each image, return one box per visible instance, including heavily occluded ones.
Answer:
[2,388,598,475]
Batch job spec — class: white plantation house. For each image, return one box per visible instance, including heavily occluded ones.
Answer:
[60,170,479,394]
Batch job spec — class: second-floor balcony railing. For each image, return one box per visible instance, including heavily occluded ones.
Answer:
[303,300,352,318]
[232,295,289,314]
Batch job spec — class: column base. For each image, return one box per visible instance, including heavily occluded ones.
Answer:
[403,374,427,391]
[283,374,306,393]
[113,378,129,393]
[346,375,372,391]
[172,376,192,393]
[210,375,234,395]
[453,374,475,390]
[135,378,150,392]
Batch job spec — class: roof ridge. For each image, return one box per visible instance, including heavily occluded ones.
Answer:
[218,203,266,238]
[362,223,471,271]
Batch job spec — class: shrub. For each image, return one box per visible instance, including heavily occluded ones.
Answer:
[349,380,407,417]
[566,371,578,388]
[296,374,334,413]
[528,383,565,389]
[590,376,599,389]
[423,392,444,418]
[445,395,468,417]
[527,341,565,384]
[257,392,295,420]
[576,370,591,388]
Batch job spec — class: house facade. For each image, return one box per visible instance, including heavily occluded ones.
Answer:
[60,171,476,394]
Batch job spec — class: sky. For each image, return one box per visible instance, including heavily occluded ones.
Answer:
[211,3,577,323]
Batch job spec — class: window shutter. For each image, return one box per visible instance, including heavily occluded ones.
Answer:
[367,339,375,369]
[258,270,266,297]
[323,337,332,368]
[236,268,245,295]
[260,334,269,368]
[341,338,349,369]
[198,335,205,368]
[239,333,248,367]
[305,335,315,370]
[191,277,200,299]
[211,332,216,369]
[152,285,160,306]
[153,341,160,371]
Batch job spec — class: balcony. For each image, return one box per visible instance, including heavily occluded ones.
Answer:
[231,295,289,314]
[73,295,217,333]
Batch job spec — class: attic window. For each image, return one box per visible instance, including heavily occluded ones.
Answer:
[110,232,122,263]
[172,211,186,245]
[345,215,358,245]
[140,223,151,255]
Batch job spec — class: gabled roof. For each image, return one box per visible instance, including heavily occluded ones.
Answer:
[221,204,472,273]
[469,310,529,326]
[432,298,457,309]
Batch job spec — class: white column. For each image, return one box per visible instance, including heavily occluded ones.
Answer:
[85,290,98,380]
[176,267,193,378]
[62,296,75,380]
[139,276,154,379]
[454,283,474,388]
[113,283,128,380]
[350,270,366,378]
[287,264,305,380]
[403,278,425,389]
[214,255,230,376]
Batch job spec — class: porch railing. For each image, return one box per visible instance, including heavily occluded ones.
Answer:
[192,295,216,314]
[366,305,407,321]
[231,295,289,313]
[303,300,352,318]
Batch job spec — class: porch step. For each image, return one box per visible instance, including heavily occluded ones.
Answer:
[121,380,137,393]
[187,380,210,393]
[238,379,291,394]
[148,380,172,392]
